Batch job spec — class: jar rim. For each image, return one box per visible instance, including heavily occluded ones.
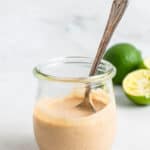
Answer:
[33,56,116,83]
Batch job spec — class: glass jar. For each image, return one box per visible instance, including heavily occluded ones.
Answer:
[33,56,116,150]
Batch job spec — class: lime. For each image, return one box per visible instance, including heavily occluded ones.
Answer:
[140,58,150,69]
[123,69,150,105]
[104,43,142,84]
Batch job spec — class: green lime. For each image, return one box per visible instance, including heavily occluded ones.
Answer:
[104,43,142,84]
[140,58,150,69]
[123,69,150,105]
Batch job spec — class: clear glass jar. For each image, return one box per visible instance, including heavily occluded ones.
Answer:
[33,56,116,150]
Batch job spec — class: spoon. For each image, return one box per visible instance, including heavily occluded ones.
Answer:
[77,0,128,112]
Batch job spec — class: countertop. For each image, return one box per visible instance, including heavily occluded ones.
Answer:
[1,0,150,149]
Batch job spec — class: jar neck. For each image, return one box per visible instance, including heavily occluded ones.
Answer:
[33,56,116,84]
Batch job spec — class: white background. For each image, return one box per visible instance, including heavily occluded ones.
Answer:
[0,0,150,149]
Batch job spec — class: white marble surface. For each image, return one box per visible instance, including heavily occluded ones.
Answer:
[1,0,150,149]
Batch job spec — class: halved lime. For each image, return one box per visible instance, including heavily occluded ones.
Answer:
[123,69,150,105]
[141,58,150,69]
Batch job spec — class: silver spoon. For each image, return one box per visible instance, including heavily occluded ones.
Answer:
[77,0,128,112]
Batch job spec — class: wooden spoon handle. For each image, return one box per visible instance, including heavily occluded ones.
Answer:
[89,0,128,76]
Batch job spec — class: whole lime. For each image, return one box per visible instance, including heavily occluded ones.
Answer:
[104,43,142,84]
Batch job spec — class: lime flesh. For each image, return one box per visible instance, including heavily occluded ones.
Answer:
[142,58,150,69]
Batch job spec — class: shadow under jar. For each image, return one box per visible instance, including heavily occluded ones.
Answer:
[33,56,116,150]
